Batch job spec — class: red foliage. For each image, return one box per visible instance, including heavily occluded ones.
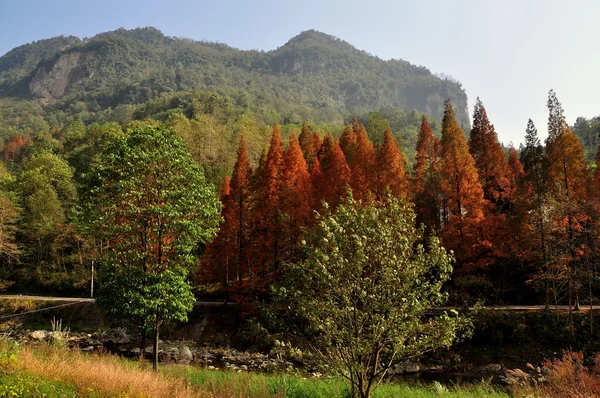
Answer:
[375,127,409,201]
[298,122,316,167]
[348,121,376,201]
[3,135,27,164]
[439,100,486,272]
[280,133,313,256]
[469,98,512,204]
[507,146,524,195]
[317,136,351,209]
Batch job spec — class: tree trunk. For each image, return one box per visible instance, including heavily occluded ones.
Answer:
[153,327,159,371]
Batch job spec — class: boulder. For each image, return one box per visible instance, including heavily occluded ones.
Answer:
[99,328,130,345]
[179,345,193,363]
[483,363,503,373]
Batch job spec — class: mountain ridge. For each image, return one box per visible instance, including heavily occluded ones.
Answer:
[0,27,470,127]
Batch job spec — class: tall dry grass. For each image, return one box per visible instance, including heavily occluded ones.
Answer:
[15,344,207,398]
[517,351,600,398]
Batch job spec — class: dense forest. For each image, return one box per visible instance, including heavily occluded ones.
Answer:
[1,28,600,310]
[3,27,600,397]
[0,82,598,312]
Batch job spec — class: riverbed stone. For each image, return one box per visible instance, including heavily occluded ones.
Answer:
[179,345,193,364]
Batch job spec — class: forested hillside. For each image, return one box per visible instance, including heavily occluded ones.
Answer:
[0,27,465,143]
[1,27,599,314]
[0,28,469,124]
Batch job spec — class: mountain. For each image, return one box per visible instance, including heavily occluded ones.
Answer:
[0,27,470,127]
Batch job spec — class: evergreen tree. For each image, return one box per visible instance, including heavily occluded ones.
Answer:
[547,89,568,144]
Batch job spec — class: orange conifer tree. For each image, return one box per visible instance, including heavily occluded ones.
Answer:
[507,146,524,196]
[439,100,486,272]
[310,156,325,210]
[544,91,590,312]
[375,127,410,201]
[313,132,323,161]
[248,124,285,292]
[469,98,512,206]
[228,137,253,283]
[281,132,313,257]
[349,121,376,201]
[199,175,233,290]
[339,123,357,163]
[317,136,351,209]
[298,122,316,166]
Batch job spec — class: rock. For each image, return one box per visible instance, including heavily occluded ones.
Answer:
[180,345,193,363]
[85,339,101,346]
[99,328,130,345]
[81,346,95,352]
[483,363,503,373]
[30,330,50,340]
[390,360,420,374]
[240,365,248,371]
[29,52,87,99]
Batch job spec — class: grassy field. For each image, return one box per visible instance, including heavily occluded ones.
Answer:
[0,342,509,397]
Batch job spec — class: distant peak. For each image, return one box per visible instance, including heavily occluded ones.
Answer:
[279,30,356,51]
[99,26,167,45]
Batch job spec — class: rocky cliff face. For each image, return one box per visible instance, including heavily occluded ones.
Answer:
[29,52,87,99]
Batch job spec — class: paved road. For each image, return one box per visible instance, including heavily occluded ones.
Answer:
[0,295,237,307]
[0,296,597,311]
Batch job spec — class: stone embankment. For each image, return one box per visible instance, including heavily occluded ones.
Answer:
[0,325,548,386]
[2,326,313,374]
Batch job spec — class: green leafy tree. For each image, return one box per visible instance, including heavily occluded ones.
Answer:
[0,165,20,264]
[15,151,76,268]
[279,193,472,398]
[86,124,221,370]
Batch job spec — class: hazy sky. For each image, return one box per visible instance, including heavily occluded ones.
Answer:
[1,0,599,145]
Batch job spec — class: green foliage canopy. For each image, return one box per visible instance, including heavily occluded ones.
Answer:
[86,123,221,368]
[279,193,472,398]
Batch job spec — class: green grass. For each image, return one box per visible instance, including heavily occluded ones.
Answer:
[0,338,511,398]
[0,373,79,397]
[164,366,510,398]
